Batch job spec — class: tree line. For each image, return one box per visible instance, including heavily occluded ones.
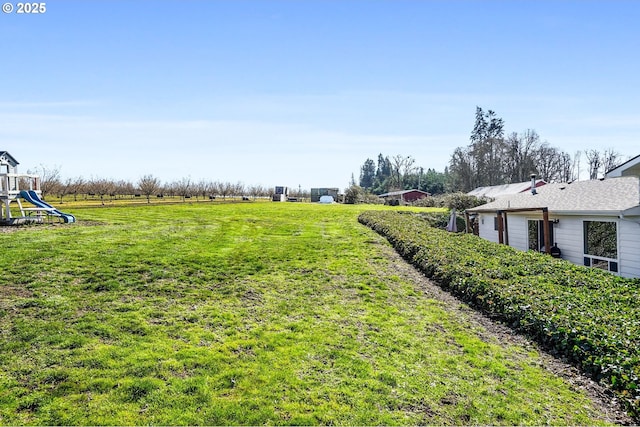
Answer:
[356,107,626,195]
[357,153,449,195]
[28,167,294,204]
[448,107,624,191]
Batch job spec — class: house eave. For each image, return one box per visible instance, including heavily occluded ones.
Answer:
[549,210,634,217]
[621,206,640,217]
[467,208,638,217]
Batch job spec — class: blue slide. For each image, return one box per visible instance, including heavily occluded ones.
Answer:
[19,190,76,223]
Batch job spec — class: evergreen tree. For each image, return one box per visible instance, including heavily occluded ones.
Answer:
[359,158,376,189]
[373,154,392,194]
[424,168,446,195]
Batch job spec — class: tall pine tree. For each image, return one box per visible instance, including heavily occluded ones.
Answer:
[359,158,376,189]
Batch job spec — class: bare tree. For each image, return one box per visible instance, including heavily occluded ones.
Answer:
[67,176,85,201]
[164,181,177,198]
[28,164,61,200]
[194,179,212,200]
[390,154,415,190]
[583,148,622,180]
[556,151,575,183]
[218,181,233,200]
[173,177,192,201]
[571,151,581,182]
[88,177,115,205]
[138,174,161,203]
[209,181,221,198]
[503,130,539,183]
[401,156,416,186]
[248,184,264,200]
[535,143,558,181]
[448,147,475,192]
[585,149,602,180]
[232,181,245,199]
[114,180,134,200]
[601,148,622,175]
[390,155,404,190]
[57,179,71,204]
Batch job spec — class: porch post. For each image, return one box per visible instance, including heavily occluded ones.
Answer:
[503,211,509,246]
[464,211,470,233]
[542,208,551,254]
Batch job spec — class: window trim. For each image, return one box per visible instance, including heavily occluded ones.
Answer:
[527,218,554,252]
[582,219,620,274]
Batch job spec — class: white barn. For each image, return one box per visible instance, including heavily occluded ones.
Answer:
[465,175,640,279]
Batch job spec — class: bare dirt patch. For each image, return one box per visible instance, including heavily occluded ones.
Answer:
[0,220,105,233]
[373,238,634,425]
[0,225,23,234]
[0,284,33,299]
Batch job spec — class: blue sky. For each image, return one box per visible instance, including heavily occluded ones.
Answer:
[1,0,639,190]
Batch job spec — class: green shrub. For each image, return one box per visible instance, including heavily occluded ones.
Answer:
[359,210,640,419]
[344,185,385,205]
[410,211,466,232]
[412,192,487,210]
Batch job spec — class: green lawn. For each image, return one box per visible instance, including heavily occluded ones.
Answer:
[0,202,617,425]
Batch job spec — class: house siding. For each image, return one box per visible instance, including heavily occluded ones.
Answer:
[505,215,527,251]
[501,214,581,259]
[620,219,640,278]
[552,216,585,268]
[477,213,499,243]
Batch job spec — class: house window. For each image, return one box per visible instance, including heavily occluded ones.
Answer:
[583,221,618,273]
[528,220,554,252]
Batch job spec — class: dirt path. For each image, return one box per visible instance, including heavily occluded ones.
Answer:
[376,240,633,425]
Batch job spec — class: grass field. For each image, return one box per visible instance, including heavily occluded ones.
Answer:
[0,202,619,425]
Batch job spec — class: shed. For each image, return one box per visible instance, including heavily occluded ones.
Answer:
[272,186,288,202]
[311,188,339,203]
[378,189,430,205]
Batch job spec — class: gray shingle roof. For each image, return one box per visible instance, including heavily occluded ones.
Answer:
[467,176,640,215]
[0,151,19,166]
[378,189,429,197]
[467,179,546,199]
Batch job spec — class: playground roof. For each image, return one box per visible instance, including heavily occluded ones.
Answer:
[0,151,19,166]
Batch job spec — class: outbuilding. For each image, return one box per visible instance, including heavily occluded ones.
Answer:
[378,189,430,205]
[311,188,339,203]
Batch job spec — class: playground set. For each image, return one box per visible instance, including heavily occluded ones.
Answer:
[0,151,75,225]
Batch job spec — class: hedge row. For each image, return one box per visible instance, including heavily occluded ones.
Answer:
[359,210,640,418]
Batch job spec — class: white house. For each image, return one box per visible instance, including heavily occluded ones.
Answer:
[465,174,640,279]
